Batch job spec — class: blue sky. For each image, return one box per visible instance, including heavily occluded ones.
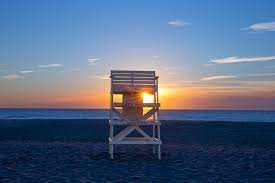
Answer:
[0,0,275,109]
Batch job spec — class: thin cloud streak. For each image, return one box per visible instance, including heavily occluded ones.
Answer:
[242,21,275,31]
[244,73,275,77]
[19,70,34,74]
[1,74,22,80]
[201,75,237,81]
[88,75,109,80]
[209,56,275,64]
[72,68,81,71]
[37,64,63,68]
[88,58,101,65]
[152,55,160,59]
[168,20,191,27]
[201,73,275,81]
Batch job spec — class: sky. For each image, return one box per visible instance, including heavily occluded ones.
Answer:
[0,0,275,110]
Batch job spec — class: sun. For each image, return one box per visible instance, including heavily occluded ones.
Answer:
[142,93,154,103]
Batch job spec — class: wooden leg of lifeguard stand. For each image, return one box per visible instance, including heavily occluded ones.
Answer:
[153,125,155,155]
[158,145,161,160]
[110,145,114,159]
[158,125,161,160]
[110,124,114,159]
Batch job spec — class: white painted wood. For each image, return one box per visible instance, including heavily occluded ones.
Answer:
[111,70,155,74]
[110,144,113,159]
[135,126,153,140]
[112,85,157,94]
[112,107,130,122]
[113,102,160,107]
[114,126,136,141]
[109,120,161,126]
[110,138,162,145]
[153,125,156,155]
[141,108,157,121]
[109,70,161,159]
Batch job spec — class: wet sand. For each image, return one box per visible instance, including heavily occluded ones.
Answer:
[0,119,275,182]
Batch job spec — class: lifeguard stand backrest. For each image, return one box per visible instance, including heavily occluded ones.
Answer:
[110,70,157,94]
[122,93,143,121]
[110,70,157,121]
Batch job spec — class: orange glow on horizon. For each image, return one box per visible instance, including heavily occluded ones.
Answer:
[1,85,275,110]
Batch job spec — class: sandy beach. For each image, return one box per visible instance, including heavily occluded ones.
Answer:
[0,119,274,182]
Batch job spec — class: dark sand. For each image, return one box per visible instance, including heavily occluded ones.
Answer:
[0,119,275,182]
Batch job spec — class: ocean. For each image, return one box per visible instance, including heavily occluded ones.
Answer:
[0,108,274,122]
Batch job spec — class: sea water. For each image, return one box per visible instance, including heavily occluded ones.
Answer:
[0,108,274,122]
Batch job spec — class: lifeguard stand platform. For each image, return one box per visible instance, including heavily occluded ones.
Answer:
[109,70,162,159]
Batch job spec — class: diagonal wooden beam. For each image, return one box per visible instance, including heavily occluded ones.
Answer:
[141,108,156,121]
[113,126,133,140]
[112,107,130,122]
[135,126,152,140]
[114,126,136,141]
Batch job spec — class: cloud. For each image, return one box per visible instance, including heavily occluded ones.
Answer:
[72,68,81,71]
[37,64,63,68]
[201,73,275,81]
[201,75,237,81]
[168,20,191,27]
[152,55,160,59]
[209,56,275,64]
[244,73,275,77]
[162,66,179,71]
[88,75,109,80]
[167,72,177,75]
[1,74,22,80]
[88,58,101,65]
[242,21,275,31]
[161,66,180,75]
[19,70,34,74]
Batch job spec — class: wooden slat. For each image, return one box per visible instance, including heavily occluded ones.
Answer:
[111,71,156,78]
[112,85,156,88]
[110,138,162,145]
[132,77,156,81]
[113,77,155,81]
[111,74,132,77]
[113,81,155,85]
[111,74,155,78]
[113,102,160,107]
[112,84,157,93]
[113,77,132,81]
[112,81,155,85]
[111,70,155,74]
[133,80,155,84]
[109,119,161,125]
[113,80,132,84]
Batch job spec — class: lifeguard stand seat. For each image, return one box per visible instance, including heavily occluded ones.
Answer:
[109,70,162,159]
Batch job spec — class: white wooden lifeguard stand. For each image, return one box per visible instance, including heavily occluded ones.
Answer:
[109,70,162,159]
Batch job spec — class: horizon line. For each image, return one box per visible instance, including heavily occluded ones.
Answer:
[0,107,274,111]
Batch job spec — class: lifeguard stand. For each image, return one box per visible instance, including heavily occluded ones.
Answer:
[109,70,162,159]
